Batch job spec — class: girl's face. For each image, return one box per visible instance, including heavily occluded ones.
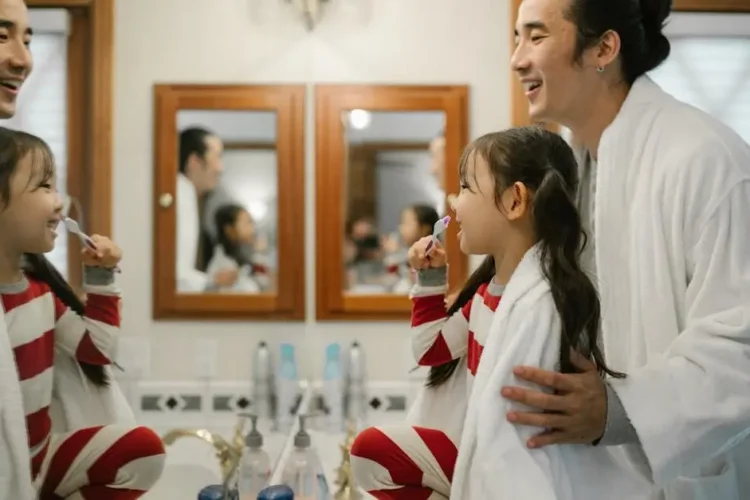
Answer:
[226,210,255,244]
[0,152,62,255]
[399,208,429,247]
[453,152,508,255]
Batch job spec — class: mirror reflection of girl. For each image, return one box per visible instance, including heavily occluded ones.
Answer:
[0,127,165,497]
[207,203,271,293]
[344,217,385,290]
[382,204,439,293]
[350,127,640,499]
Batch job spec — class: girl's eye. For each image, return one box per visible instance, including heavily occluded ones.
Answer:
[38,183,52,190]
[460,183,469,190]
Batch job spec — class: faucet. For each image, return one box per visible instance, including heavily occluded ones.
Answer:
[161,414,250,484]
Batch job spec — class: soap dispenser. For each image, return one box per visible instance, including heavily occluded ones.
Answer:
[238,414,271,499]
[281,415,330,500]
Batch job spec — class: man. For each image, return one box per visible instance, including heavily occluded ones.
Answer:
[176,126,236,291]
[0,0,33,498]
[502,0,750,498]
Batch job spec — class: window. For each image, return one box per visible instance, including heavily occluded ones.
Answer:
[559,13,750,146]
[0,10,70,276]
[648,13,750,144]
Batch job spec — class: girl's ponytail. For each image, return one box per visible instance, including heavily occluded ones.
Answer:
[425,256,495,388]
[532,169,623,378]
[23,253,109,387]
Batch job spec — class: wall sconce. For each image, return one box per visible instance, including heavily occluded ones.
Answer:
[286,0,330,31]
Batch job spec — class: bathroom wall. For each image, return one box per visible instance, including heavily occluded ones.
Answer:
[112,0,512,385]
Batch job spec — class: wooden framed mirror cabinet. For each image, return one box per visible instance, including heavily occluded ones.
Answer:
[153,84,305,320]
[315,85,469,320]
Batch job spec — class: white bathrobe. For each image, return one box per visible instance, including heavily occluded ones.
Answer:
[0,328,135,500]
[592,76,750,500]
[176,173,208,292]
[450,247,654,500]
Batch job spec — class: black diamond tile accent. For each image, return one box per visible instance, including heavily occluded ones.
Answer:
[165,396,179,410]
[369,397,382,410]
[237,397,250,409]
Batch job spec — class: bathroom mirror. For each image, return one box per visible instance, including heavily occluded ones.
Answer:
[153,85,305,320]
[315,85,469,320]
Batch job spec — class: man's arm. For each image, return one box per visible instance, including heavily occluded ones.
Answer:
[610,179,750,485]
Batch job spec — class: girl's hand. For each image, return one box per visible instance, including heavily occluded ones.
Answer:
[380,234,400,254]
[81,235,122,268]
[407,236,447,269]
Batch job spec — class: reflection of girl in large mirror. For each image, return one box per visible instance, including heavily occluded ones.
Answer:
[382,204,439,293]
[207,203,272,293]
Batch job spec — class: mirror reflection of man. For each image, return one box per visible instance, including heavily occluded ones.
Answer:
[176,127,237,291]
[0,0,33,497]
[429,132,456,214]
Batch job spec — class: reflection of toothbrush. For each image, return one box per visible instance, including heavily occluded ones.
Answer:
[425,215,451,255]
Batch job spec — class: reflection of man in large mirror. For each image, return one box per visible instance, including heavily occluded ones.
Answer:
[176,127,237,291]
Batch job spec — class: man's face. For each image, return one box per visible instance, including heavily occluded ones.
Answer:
[0,0,32,118]
[189,135,224,195]
[511,0,596,125]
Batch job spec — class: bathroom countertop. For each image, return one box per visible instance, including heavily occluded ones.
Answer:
[143,420,289,500]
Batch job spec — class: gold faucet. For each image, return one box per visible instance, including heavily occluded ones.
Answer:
[334,421,362,500]
[161,415,250,483]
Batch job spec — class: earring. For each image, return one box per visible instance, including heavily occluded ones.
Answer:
[596,66,605,73]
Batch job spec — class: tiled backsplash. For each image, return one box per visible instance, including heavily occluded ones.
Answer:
[121,378,423,428]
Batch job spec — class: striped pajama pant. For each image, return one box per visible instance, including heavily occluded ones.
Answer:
[350,425,457,500]
[34,425,166,499]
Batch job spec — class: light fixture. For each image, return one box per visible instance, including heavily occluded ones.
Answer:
[247,201,268,221]
[285,0,330,31]
[348,109,371,130]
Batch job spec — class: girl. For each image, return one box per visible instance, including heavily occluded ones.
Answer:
[0,127,165,499]
[350,127,652,499]
[382,204,439,294]
[207,203,271,293]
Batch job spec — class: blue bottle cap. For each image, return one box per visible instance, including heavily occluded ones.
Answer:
[197,485,224,500]
[257,484,294,500]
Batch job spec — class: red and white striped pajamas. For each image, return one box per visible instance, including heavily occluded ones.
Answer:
[1,273,165,499]
[350,272,503,499]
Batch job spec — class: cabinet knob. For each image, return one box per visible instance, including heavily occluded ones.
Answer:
[159,193,173,208]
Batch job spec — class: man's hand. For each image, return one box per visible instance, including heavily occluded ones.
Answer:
[501,351,607,448]
[214,268,239,288]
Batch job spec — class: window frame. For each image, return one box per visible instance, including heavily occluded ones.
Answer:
[26,0,114,289]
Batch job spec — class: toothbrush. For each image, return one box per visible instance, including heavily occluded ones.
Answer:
[424,215,451,255]
[64,217,121,273]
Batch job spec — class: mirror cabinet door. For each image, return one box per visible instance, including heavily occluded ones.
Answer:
[153,85,305,320]
[315,85,469,320]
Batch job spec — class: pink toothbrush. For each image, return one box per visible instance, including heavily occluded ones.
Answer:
[425,215,451,255]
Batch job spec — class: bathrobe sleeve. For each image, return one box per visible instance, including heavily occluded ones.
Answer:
[611,177,750,485]
[471,299,562,499]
